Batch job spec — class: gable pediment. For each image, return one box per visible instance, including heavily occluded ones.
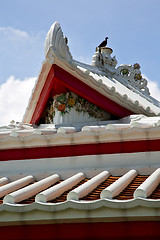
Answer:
[23,22,160,125]
[23,63,134,125]
[44,90,113,125]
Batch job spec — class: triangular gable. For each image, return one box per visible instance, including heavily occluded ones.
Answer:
[25,64,134,125]
[23,22,160,125]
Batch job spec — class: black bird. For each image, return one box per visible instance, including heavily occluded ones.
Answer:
[98,37,108,48]
[64,36,68,44]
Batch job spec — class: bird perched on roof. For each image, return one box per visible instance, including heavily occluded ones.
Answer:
[64,36,68,45]
[98,37,108,48]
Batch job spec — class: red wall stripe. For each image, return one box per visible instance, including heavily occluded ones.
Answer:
[0,139,160,161]
[0,221,160,240]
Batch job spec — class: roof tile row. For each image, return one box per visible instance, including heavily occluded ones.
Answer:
[0,170,159,205]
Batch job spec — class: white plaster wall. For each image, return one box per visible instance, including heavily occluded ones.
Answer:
[0,151,160,179]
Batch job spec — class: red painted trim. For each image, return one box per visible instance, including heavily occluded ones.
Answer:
[53,64,133,117]
[30,64,133,124]
[0,139,160,161]
[30,67,55,124]
[0,221,160,240]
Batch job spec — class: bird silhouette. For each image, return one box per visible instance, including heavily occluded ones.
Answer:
[98,37,108,48]
[64,36,68,44]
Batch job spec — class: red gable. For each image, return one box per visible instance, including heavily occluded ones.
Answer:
[23,22,160,125]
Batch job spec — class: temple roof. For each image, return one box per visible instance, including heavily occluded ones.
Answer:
[0,115,160,225]
[23,21,160,125]
[1,22,160,227]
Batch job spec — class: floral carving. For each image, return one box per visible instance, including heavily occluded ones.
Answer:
[45,91,106,123]
[68,98,75,107]
[120,69,129,76]
[58,104,66,112]
[117,64,150,95]
[133,63,141,69]
[134,74,142,81]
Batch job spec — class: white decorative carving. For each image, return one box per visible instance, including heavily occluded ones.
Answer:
[116,63,150,95]
[44,21,72,62]
[45,91,111,124]
[91,47,117,74]
[37,20,157,120]
[54,108,101,124]
[91,46,150,95]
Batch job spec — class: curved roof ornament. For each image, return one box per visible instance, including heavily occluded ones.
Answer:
[44,22,73,63]
[116,63,150,95]
[23,22,160,124]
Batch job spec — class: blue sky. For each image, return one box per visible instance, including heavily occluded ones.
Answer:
[0,0,160,125]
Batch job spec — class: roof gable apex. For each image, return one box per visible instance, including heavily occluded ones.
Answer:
[23,22,160,125]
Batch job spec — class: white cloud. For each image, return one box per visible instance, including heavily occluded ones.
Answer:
[0,26,44,126]
[147,80,160,101]
[0,26,29,39]
[142,74,160,101]
[0,26,45,85]
[0,76,36,126]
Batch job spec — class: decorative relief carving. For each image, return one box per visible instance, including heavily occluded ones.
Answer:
[91,47,117,73]
[44,22,72,62]
[92,47,150,95]
[116,63,150,95]
[44,21,150,97]
[45,91,111,124]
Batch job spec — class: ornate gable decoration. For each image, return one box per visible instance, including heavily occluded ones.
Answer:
[45,91,111,124]
[44,21,73,64]
[23,21,160,125]
[92,48,150,95]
